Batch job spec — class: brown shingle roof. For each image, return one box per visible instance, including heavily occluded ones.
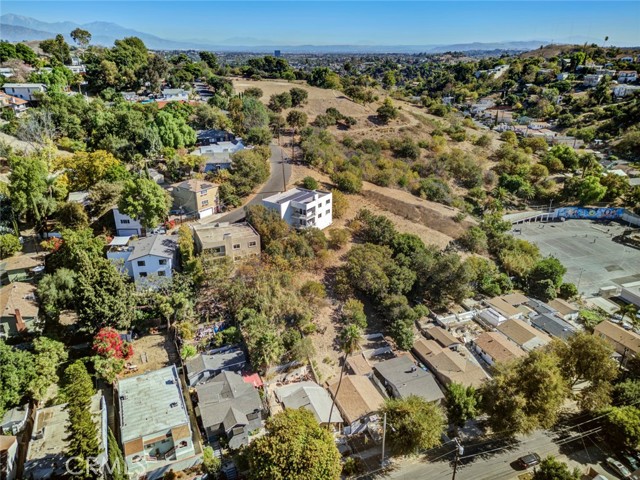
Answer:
[501,293,530,307]
[548,298,578,316]
[346,353,372,376]
[328,376,385,425]
[474,332,525,364]
[487,297,521,318]
[497,319,551,348]
[425,327,460,348]
[413,338,488,388]
[594,321,640,354]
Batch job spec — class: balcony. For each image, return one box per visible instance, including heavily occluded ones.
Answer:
[291,208,316,220]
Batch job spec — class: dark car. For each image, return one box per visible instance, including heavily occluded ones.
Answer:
[622,453,640,471]
[518,453,541,469]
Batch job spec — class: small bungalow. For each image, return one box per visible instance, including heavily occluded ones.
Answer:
[423,326,461,350]
[473,332,526,366]
[372,354,445,404]
[496,319,552,351]
[185,347,247,386]
[0,282,39,339]
[328,375,385,436]
[275,381,343,426]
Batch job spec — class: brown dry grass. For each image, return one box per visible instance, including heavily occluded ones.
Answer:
[120,332,177,377]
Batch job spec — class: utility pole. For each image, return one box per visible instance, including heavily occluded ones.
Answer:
[451,438,464,480]
[380,412,387,467]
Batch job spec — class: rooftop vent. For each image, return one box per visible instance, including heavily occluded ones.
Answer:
[170,402,179,408]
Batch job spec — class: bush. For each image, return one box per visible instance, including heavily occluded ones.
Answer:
[180,345,197,359]
[0,233,21,258]
[558,283,578,300]
[474,134,492,147]
[246,127,272,146]
[332,171,362,193]
[202,446,221,477]
[301,176,319,190]
[328,228,350,249]
[331,189,348,218]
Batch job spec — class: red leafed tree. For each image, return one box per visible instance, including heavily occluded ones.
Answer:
[92,327,133,360]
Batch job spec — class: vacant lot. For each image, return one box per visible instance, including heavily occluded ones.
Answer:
[120,332,177,377]
[513,219,640,297]
[232,77,378,123]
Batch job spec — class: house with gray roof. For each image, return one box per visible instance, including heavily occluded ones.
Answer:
[530,313,576,341]
[195,371,263,449]
[117,366,197,479]
[275,381,343,426]
[0,404,29,435]
[372,354,445,404]
[185,347,247,386]
[107,234,177,287]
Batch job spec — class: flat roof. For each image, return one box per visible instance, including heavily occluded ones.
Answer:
[117,365,190,443]
[262,187,329,205]
[109,236,132,246]
[193,222,258,247]
[3,83,46,88]
[25,394,103,480]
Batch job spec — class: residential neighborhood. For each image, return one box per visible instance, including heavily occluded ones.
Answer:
[0,4,640,480]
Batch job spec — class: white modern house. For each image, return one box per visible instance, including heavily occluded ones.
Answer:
[2,83,46,102]
[107,234,177,286]
[117,366,198,480]
[618,70,638,83]
[113,208,144,236]
[162,88,189,102]
[262,188,333,230]
[583,74,603,87]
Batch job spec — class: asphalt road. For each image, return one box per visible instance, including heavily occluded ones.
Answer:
[378,429,619,480]
[209,143,291,224]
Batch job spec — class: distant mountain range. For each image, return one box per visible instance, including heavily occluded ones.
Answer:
[0,13,613,54]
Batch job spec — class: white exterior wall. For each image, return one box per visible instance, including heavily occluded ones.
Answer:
[477,308,506,327]
[1,438,18,480]
[2,85,46,101]
[474,345,495,366]
[113,208,143,236]
[130,254,173,282]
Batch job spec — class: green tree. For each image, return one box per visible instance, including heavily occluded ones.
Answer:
[74,255,136,333]
[63,361,100,478]
[0,340,36,418]
[532,456,581,480]
[248,408,341,479]
[229,149,270,197]
[527,257,566,300]
[70,28,92,48]
[380,395,446,456]
[57,201,89,229]
[332,171,362,194]
[202,446,221,478]
[15,43,38,64]
[301,176,319,190]
[308,67,342,89]
[28,337,68,404]
[616,304,638,324]
[551,332,618,410]
[342,299,367,329]
[199,51,219,70]
[246,127,272,146]
[445,383,480,430]
[328,323,362,425]
[286,109,308,131]
[614,379,640,406]
[459,226,488,253]
[155,110,196,149]
[8,155,49,222]
[481,350,569,434]
[40,34,71,65]
[107,428,127,480]
[376,98,399,124]
[331,189,348,218]
[289,87,309,107]
[0,233,21,258]
[601,405,640,451]
[118,176,170,230]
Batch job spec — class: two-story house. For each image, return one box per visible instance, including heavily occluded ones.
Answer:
[117,366,198,480]
[0,92,28,115]
[106,234,177,286]
[172,179,220,219]
[2,83,46,102]
[618,70,638,83]
[192,222,261,260]
[113,208,144,236]
[262,188,333,230]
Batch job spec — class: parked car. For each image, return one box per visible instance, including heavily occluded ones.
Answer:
[622,453,640,471]
[518,453,541,469]
[607,457,631,478]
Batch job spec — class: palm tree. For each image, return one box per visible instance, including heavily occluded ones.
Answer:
[617,304,638,325]
[327,324,362,427]
[579,153,600,179]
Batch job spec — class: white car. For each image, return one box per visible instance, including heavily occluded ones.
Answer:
[606,457,631,478]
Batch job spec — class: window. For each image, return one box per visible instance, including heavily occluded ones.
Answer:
[137,261,145,267]
[158,271,166,277]
[326,209,330,215]
[200,190,207,196]
[201,200,209,207]
[318,213,322,218]
[159,259,167,265]
[120,219,131,224]
[248,241,257,247]
[139,272,148,278]
[233,244,241,250]
[326,199,331,205]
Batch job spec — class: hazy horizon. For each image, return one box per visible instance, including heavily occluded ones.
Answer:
[3,1,640,47]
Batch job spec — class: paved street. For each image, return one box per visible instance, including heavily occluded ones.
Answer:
[370,429,620,480]
[207,142,291,224]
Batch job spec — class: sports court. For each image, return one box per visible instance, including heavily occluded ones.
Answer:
[512,219,640,297]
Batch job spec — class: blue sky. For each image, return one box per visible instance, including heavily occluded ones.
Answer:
[4,1,640,46]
